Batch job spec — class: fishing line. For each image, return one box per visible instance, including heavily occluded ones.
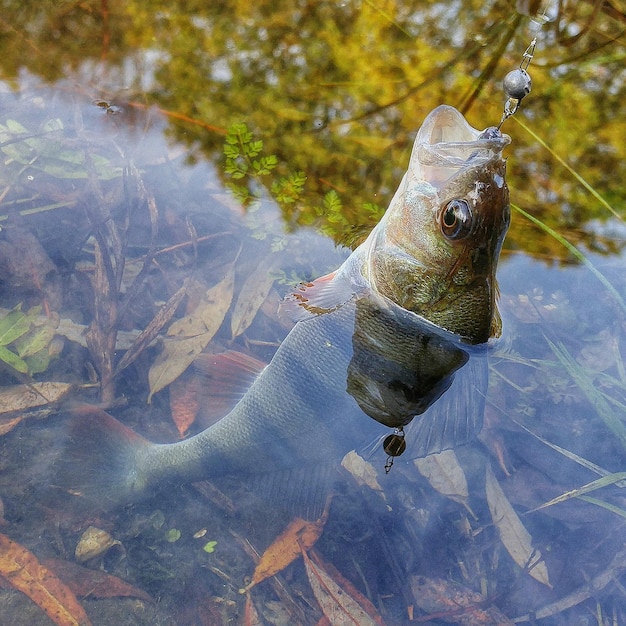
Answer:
[497,1,555,129]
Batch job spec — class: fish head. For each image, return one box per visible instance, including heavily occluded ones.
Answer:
[367,105,511,343]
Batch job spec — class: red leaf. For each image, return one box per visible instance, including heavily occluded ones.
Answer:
[0,533,91,626]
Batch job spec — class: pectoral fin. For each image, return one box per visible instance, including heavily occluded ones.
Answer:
[279,271,360,322]
[245,463,336,521]
[404,353,488,458]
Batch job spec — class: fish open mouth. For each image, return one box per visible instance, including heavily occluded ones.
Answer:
[412,105,510,187]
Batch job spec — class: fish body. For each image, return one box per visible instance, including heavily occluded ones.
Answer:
[332,106,510,341]
[57,106,510,506]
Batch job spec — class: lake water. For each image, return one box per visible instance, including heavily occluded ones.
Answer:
[0,2,625,625]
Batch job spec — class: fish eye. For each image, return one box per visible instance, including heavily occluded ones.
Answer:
[440,199,473,240]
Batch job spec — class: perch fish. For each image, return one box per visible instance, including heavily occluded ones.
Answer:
[56,105,511,508]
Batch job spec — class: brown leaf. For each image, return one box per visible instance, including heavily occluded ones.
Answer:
[0,415,24,436]
[42,558,152,603]
[312,550,385,625]
[148,269,235,401]
[242,505,329,592]
[0,533,91,626]
[302,549,385,626]
[230,258,277,339]
[0,382,73,416]
[181,594,225,626]
[485,464,551,588]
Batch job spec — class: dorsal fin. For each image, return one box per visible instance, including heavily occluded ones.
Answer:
[193,351,266,426]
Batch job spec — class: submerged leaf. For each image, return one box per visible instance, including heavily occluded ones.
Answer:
[202,541,217,553]
[242,506,329,592]
[15,323,54,357]
[341,450,385,500]
[24,346,52,375]
[0,416,24,436]
[243,593,263,626]
[0,381,73,417]
[0,344,28,372]
[0,533,91,626]
[148,270,235,400]
[230,258,277,338]
[16,315,58,362]
[302,549,385,626]
[0,306,58,375]
[1,119,120,180]
[0,307,32,346]
[485,464,551,587]
[4,119,29,134]
[415,449,469,505]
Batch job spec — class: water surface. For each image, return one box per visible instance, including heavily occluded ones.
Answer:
[0,2,625,625]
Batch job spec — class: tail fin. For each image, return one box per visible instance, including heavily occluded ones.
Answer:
[52,406,157,508]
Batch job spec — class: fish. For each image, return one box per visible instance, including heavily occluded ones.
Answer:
[53,105,510,509]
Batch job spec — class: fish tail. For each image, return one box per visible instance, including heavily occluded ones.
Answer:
[52,406,159,507]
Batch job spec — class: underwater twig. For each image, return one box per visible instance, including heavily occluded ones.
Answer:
[113,157,160,328]
[113,279,189,377]
[126,101,227,135]
[75,104,126,403]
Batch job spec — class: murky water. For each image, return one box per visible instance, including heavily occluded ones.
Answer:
[0,2,625,625]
